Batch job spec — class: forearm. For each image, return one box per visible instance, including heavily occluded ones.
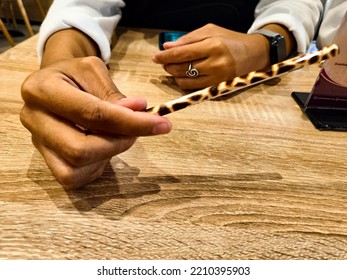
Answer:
[37,0,124,65]
[41,28,100,68]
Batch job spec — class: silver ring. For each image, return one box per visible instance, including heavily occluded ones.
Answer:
[186,61,199,78]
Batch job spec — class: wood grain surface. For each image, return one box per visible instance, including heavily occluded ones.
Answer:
[0,29,346,260]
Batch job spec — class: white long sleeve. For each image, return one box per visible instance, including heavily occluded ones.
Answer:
[38,0,332,62]
[37,0,125,63]
[316,0,347,49]
[248,0,323,54]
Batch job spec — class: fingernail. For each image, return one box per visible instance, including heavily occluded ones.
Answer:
[153,121,172,134]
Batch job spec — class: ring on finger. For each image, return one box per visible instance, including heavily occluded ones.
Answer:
[186,61,199,78]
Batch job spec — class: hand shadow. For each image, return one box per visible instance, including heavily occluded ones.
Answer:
[27,149,282,221]
[65,160,161,213]
[27,152,162,219]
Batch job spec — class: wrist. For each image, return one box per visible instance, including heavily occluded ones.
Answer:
[252,29,286,65]
[41,29,100,68]
[247,33,271,71]
[257,24,296,57]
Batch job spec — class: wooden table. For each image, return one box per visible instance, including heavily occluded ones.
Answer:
[0,29,346,260]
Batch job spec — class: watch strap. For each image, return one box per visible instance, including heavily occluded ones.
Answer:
[253,29,286,64]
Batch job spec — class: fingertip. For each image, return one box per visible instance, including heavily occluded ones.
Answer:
[163,42,174,49]
[152,119,172,135]
[115,97,148,111]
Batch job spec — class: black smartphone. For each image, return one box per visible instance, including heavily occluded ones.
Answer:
[158,31,187,50]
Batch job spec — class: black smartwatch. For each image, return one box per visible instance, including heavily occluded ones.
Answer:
[253,29,286,64]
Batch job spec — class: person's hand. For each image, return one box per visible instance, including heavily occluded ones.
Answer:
[20,56,172,189]
[152,23,269,90]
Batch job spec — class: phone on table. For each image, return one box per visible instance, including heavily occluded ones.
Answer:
[158,31,187,50]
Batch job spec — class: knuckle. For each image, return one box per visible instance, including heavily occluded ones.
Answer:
[21,69,60,106]
[63,142,92,167]
[20,71,41,103]
[55,168,80,189]
[55,161,106,190]
[77,56,107,75]
[78,56,103,69]
[204,23,216,29]
[168,47,180,58]
[19,105,31,129]
[210,39,227,53]
[77,57,122,100]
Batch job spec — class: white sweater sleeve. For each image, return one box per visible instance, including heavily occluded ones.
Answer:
[37,0,125,63]
[316,0,347,49]
[248,0,323,54]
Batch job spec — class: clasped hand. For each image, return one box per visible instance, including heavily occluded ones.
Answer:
[20,56,172,189]
[153,24,268,90]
